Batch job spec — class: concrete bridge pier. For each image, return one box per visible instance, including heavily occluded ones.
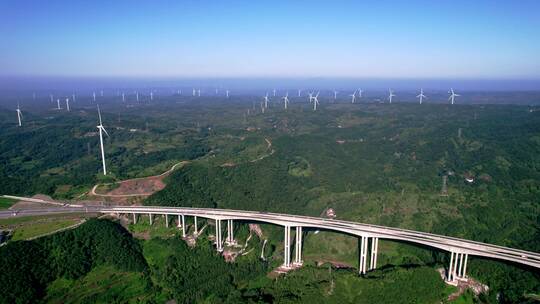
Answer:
[283,225,291,268]
[369,237,379,271]
[359,236,368,274]
[132,213,137,224]
[165,214,169,228]
[194,216,198,235]
[226,219,236,245]
[293,226,303,266]
[447,251,468,284]
[215,219,223,252]
[177,215,186,237]
[149,213,153,226]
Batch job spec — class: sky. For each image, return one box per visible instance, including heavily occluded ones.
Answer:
[1,0,540,80]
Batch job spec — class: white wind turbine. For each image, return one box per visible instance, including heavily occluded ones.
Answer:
[449,88,460,105]
[100,90,104,97]
[96,105,110,175]
[192,88,196,96]
[358,89,363,99]
[333,90,339,100]
[122,92,125,102]
[273,89,276,97]
[263,93,269,109]
[72,93,76,102]
[350,90,357,103]
[417,89,427,104]
[388,89,396,103]
[150,91,154,101]
[298,89,302,97]
[136,91,139,102]
[93,92,96,102]
[56,99,61,110]
[226,89,230,98]
[313,92,320,111]
[282,92,289,110]
[16,103,22,127]
[66,98,70,111]
[198,89,201,97]
[50,94,54,103]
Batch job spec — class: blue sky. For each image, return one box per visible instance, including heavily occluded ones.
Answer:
[1,0,539,79]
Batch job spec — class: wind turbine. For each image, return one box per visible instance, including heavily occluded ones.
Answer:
[192,88,196,96]
[100,90,104,97]
[282,92,289,110]
[349,90,357,103]
[263,93,269,109]
[122,92,125,102]
[136,91,139,102]
[388,89,396,103]
[56,99,61,110]
[333,90,339,100]
[416,89,426,104]
[198,89,201,97]
[66,98,70,111]
[308,91,314,103]
[298,89,302,97]
[93,92,96,102]
[16,103,22,127]
[72,93,76,102]
[150,91,154,101]
[313,92,320,111]
[358,89,363,99]
[449,88,460,105]
[50,94,54,103]
[226,89,230,98]
[96,105,109,175]
[273,89,276,97]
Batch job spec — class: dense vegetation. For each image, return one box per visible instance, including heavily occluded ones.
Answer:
[0,219,147,303]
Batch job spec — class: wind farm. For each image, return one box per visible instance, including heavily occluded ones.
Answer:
[0,1,539,303]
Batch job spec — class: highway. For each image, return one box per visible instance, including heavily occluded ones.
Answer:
[2,204,539,273]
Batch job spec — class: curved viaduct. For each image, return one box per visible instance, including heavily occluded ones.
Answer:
[4,205,540,285]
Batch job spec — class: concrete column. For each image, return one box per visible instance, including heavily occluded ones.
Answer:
[132,213,137,224]
[177,215,182,227]
[226,219,234,244]
[369,237,379,270]
[283,225,291,268]
[359,236,368,275]
[194,216,198,235]
[448,251,455,282]
[149,213,153,226]
[462,254,468,278]
[452,253,460,281]
[457,253,463,277]
[181,215,186,237]
[165,214,169,228]
[294,226,303,265]
[216,219,223,252]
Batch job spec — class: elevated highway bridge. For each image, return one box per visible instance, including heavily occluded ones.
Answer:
[2,205,539,285]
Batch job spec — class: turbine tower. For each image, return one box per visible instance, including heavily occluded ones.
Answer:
[350,90,357,103]
[308,91,314,103]
[96,105,110,175]
[56,99,61,110]
[298,89,302,97]
[16,103,22,127]
[226,90,230,98]
[313,92,320,111]
[72,93,76,102]
[388,89,396,103]
[150,91,154,101]
[449,88,460,105]
[50,94,54,103]
[282,92,289,110]
[273,89,277,97]
[136,91,139,102]
[358,89,363,99]
[93,92,96,102]
[417,89,426,104]
[263,93,269,109]
[66,98,70,111]
[333,90,338,100]
[122,92,125,102]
